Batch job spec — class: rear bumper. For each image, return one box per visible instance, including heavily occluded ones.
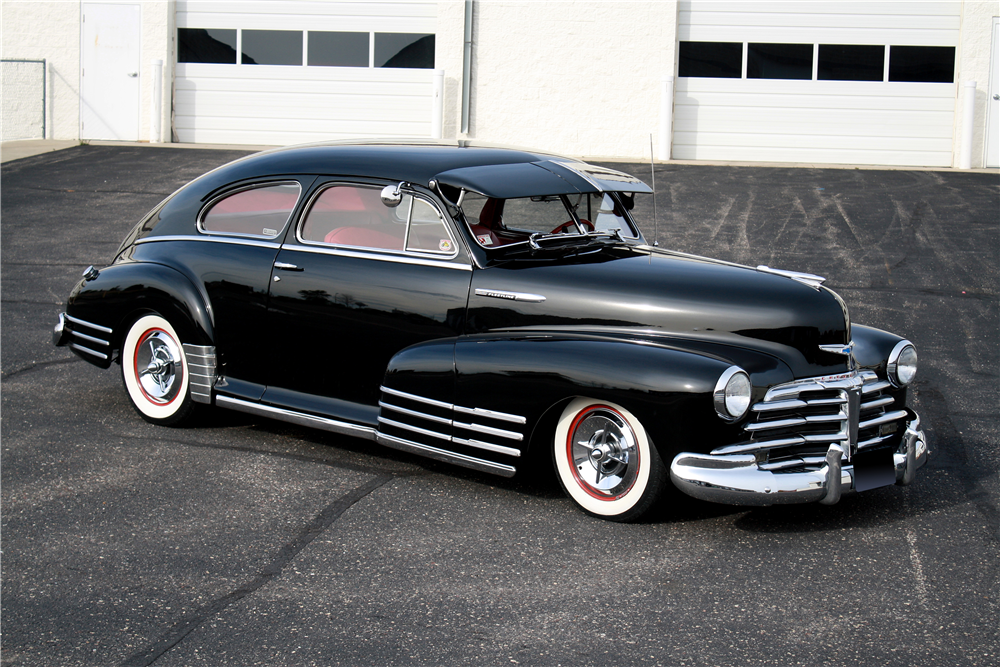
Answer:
[669,415,928,506]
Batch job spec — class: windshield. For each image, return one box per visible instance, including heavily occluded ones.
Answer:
[461,192,639,248]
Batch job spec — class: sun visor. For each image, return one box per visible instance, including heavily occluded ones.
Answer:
[542,161,653,194]
[433,162,591,198]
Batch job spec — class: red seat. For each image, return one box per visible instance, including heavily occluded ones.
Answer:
[324,226,403,251]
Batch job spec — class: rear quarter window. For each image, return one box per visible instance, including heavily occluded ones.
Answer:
[200,182,301,238]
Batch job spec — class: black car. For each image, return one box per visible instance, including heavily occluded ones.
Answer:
[54,141,928,521]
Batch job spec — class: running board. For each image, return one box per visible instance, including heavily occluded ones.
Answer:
[214,395,517,478]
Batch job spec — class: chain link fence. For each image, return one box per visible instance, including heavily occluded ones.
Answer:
[2,59,46,141]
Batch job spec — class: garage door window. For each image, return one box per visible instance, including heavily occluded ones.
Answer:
[818,45,885,81]
[748,43,812,80]
[242,30,303,66]
[179,28,238,64]
[889,46,955,83]
[678,42,742,78]
[308,31,369,67]
[375,34,435,68]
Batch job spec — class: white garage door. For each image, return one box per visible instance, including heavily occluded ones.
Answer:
[175,1,438,145]
[675,1,960,166]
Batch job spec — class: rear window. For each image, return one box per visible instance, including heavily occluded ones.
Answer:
[200,182,301,238]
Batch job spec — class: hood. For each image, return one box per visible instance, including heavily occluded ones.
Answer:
[466,246,851,378]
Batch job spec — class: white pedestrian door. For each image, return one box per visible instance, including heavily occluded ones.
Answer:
[986,17,1000,169]
[80,3,140,141]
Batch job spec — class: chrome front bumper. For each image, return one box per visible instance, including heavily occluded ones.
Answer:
[669,415,928,506]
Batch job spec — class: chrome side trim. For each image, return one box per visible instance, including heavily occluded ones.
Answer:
[70,330,109,346]
[215,396,377,441]
[451,437,522,458]
[376,432,517,478]
[284,244,471,271]
[453,405,527,425]
[183,344,216,405]
[135,235,283,250]
[474,288,546,303]
[378,401,451,426]
[453,421,523,442]
[70,343,108,360]
[378,416,451,442]
[65,314,113,334]
[380,386,452,410]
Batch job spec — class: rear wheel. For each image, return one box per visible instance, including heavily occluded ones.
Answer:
[553,398,666,521]
[121,314,194,426]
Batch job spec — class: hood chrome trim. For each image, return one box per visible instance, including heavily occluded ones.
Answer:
[756,265,826,289]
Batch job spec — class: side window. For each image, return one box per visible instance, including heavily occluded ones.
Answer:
[200,182,300,238]
[300,185,405,251]
[406,197,454,254]
[300,184,455,256]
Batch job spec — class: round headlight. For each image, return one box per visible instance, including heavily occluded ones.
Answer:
[714,367,752,421]
[888,341,918,386]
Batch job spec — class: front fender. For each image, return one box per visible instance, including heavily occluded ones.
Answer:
[66,261,215,367]
[453,332,782,460]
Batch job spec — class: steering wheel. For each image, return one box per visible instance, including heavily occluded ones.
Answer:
[550,219,595,234]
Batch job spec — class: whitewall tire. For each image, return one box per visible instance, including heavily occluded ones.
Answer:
[553,398,666,521]
[121,314,194,425]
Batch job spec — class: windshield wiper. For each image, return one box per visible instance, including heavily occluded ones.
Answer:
[527,228,628,250]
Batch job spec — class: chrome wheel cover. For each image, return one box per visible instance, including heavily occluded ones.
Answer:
[135,330,183,405]
[568,407,639,499]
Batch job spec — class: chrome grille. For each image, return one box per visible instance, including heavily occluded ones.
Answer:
[712,370,909,471]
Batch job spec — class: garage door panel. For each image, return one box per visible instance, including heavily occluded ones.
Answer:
[175,1,437,145]
[675,144,952,167]
[174,99,431,123]
[674,131,952,152]
[677,0,958,166]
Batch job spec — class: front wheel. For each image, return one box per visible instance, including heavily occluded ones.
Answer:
[120,314,194,426]
[553,398,667,521]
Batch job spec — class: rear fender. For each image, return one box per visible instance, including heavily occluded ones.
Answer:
[66,262,214,367]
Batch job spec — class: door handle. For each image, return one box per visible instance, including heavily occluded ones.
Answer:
[274,262,303,271]
[127,72,138,77]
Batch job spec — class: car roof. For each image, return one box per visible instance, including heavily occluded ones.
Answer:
[202,140,651,198]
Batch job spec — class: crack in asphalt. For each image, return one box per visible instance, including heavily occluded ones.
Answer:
[118,431,427,478]
[1,356,81,380]
[118,473,395,667]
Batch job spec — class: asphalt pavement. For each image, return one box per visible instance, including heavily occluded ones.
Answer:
[2,145,998,666]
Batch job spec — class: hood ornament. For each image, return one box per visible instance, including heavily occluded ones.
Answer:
[820,341,856,371]
[757,265,826,289]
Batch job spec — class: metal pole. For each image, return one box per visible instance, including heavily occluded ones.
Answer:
[432,69,444,139]
[151,59,163,143]
[42,58,47,139]
[959,80,976,169]
[461,0,473,134]
[659,75,673,160]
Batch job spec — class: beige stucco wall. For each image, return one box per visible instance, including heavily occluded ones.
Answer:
[461,0,679,160]
[954,0,996,168]
[1,1,81,140]
[1,0,172,142]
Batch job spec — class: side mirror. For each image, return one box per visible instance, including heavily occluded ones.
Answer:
[381,182,405,208]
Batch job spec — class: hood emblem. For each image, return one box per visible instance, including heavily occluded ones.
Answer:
[819,342,854,356]
[757,265,826,289]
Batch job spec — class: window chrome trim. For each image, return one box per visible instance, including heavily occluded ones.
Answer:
[135,235,283,250]
[197,180,302,240]
[281,243,472,271]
